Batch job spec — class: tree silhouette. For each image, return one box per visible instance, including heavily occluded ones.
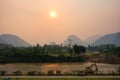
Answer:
[73,44,86,54]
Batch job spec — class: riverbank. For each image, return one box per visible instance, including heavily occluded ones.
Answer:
[0,62,119,75]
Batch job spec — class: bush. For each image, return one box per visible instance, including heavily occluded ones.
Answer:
[117,66,120,74]
[0,70,7,75]
[13,71,22,75]
[38,71,42,75]
[48,70,54,75]
[48,70,61,75]
[56,70,61,74]
[28,71,36,76]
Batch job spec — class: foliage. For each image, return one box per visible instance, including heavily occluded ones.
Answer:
[73,44,86,54]
[87,44,120,57]
[0,44,86,63]
[99,45,120,57]
[0,78,119,80]
[48,70,61,75]
[28,71,36,76]
[110,47,120,57]
[13,71,22,75]
[84,67,95,75]
[0,70,7,75]
[87,45,100,52]
[118,66,120,74]
[48,70,55,75]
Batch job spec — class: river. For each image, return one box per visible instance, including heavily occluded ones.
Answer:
[0,62,119,74]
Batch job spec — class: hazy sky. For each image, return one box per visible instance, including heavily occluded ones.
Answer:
[0,0,120,45]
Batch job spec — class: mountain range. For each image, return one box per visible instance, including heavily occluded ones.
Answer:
[63,32,120,46]
[93,32,120,46]
[63,35,87,46]
[85,35,101,43]
[0,34,31,47]
[0,32,120,47]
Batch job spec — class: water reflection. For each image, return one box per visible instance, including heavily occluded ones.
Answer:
[39,62,119,74]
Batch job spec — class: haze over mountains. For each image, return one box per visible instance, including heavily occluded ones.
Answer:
[0,34,31,47]
[85,35,101,43]
[0,32,120,47]
[93,32,120,46]
[63,35,87,46]
[64,32,120,46]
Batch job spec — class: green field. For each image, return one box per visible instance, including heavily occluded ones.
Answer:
[0,78,120,80]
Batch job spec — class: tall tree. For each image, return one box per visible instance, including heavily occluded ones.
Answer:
[73,44,86,54]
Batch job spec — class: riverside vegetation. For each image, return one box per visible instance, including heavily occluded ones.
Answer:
[0,44,86,63]
[0,78,120,80]
[0,44,120,76]
[0,44,119,63]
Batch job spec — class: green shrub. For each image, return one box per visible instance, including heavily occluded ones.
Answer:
[0,70,7,75]
[28,71,36,76]
[13,71,22,75]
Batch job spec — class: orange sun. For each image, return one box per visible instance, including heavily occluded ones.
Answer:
[50,11,57,18]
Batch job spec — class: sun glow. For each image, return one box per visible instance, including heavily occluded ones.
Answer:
[50,11,57,18]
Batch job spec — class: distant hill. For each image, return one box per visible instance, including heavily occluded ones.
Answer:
[1,32,119,47]
[85,35,101,43]
[63,32,120,47]
[49,42,57,46]
[0,34,31,47]
[0,43,13,48]
[93,32,120,46]
[63,35,87,46]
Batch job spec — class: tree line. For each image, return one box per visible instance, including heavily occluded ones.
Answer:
[0,43,119,63]
[87,44,120,57]
[0,44,86,63]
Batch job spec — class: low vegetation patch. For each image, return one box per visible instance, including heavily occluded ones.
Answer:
[0,78,120,80]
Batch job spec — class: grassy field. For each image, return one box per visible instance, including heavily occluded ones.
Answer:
[0,78,120,80]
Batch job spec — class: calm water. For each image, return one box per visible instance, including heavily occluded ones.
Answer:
[0,62,119,74]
